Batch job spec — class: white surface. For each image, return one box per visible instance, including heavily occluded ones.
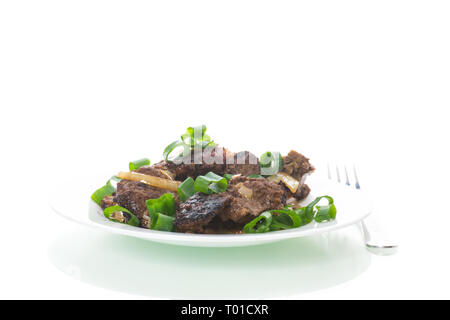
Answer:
[1,0,449,299]
[50,172,371,247]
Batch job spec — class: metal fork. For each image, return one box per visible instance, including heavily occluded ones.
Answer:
[328,164,398,255]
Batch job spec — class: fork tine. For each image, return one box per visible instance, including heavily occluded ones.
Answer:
[327,163,332,180]
[336,165,341,183]
[353,165,361,189]
[344,166,350,186]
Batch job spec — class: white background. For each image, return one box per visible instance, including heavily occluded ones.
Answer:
[0,0,449,299]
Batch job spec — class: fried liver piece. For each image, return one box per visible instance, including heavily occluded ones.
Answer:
[174,176,284,233]
[281,150,314,200]
[174,193,232,233]
[280,183,311,201]
[113,180,177,227]
[282,150,314,181]
[152,148,260,180]
[100,195,116,210]
[294,184,311,200]
[225,151,260,177]
[225,176,285,224]
[151,147,228,181]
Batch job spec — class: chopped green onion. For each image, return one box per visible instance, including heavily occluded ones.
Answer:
[178,177,195,202]
[163,125,216,161]
[299,195,333,222]
[183,125,207,146]
[103,205,140,227]
[146,193,176,231]
[152,213,175,231]
[269,209,302,230]
[146,193,176,218]
[310,196,336,222]
[163,140,186,161]
[243,211,272,233]
[294,207,312,226]
[260,151,283,176]
[242,195,337,233]
[248,174,264,179]
[223,173,233,182]
[129,158,150,171]
[91,182,116,206]
[182,125,215,148]
[107,175,122,189]
[194,172,228,194]
[202,139,216,148]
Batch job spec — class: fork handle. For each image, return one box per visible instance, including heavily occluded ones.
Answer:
[359,215,398,255]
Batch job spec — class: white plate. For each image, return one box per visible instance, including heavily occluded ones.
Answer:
[50,172,372,247]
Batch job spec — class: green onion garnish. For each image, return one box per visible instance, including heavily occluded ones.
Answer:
[293,207,311,225]
[107,175,122,189]
[269,209,302,231]
[306,195,337,222]
[91,182,116,206]
[223,173,233,182]
[243,195,337,233]
[146,193,176,231]
[103,205,140,227]
[248,174,264,179]
[182,125,207,146]
[129,158,151,171]
[194,172,228,194]
[163,125,216,161]
[260,151,283,176]
[178,177,195,202]
[163,140,185,161]
[243,211,272,233]
[151,213,175,232]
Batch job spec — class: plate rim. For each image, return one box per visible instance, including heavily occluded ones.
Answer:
[50,175,372,245]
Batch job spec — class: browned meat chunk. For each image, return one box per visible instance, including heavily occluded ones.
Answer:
[282,150,314,182]
[153,148,260,180]
[281,183,311,201]
[225,151,260,176]
[295,184,311,200]
[101,195,116,210]
[174,176,285,233]
[174,193,232,233]
[192,146,228,177]
[113,180,177,227]
[280,150,314,201]
[152,160,196,181]
[225,176,285,224]
[152,147,228,181]
[135,165,168,178]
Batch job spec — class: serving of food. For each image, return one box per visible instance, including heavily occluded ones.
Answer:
[91,125,337,235]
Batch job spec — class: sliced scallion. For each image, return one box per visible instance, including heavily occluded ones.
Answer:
[310,196,336,222]
[242,195,337,233]
[243,211,272,233]
[103,205,140,227]
[151,213,175,232]
[107,175,122,189]
[129,158,151,171]
[248,174,264,179]
[91,182,116,206]
[223,173,233,182]
[163,140,186,161]
[183,125,207,146]
[146,193,176,231]
[294,207,312,226]
[163,125,215,161]
[194,172,228,194]
[260,151,283,176]
[269,209,302,230]
[178,177,195,202]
